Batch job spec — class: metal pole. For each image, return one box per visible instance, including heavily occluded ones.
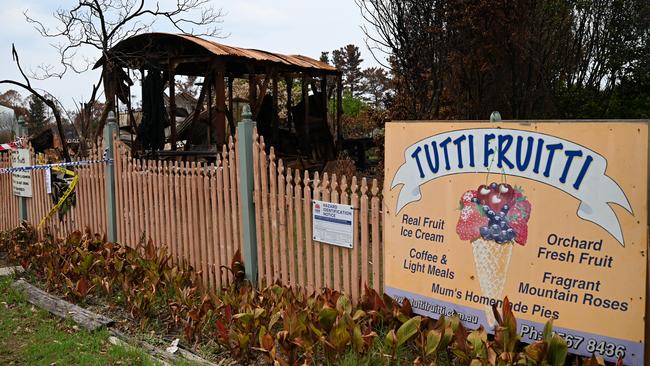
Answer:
[16,116,27,222]
[237,104,258,286]
[104,111,118,242]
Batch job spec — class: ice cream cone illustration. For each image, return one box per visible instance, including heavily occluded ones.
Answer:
[456,182,531,326]
[471,238,512,326]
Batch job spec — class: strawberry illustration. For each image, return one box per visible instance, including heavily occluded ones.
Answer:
[456,204,488,241]
[459,189,478,206]
[509,219,528,245]
[507,196,531,223]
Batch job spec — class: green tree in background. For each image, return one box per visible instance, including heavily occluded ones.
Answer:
[320,51,330,64]
[332,45,364,96]
[361,67,390,108]
[28,94,48,134]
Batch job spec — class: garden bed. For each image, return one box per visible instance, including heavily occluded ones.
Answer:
[0,224,615,365]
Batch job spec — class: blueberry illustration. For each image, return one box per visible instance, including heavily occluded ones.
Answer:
[490,225,500,236]
[480,226,489,237]
[499,221,508,229]
[502,204,510,213]
[471,197,479,203]
[490,182,497,189]
[499,211,506,218]
[482,205,490,213]
[493,215,501,222]
[487,210,495,217]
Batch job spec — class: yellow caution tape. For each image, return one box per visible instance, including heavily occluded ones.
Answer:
[38,167,79,230]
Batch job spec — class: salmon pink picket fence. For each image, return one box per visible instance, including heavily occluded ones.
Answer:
[0,128,384,301]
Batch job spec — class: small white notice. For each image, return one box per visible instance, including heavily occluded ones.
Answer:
[11,148,32,198]
[312,200,354,248]
[44,169,52,194]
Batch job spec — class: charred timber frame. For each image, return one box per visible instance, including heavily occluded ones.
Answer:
[285,75,293,132]
[169,62,177,150]
[272,71,279,144]
[98,33,343,159]
[227,76,235,136]
[302,74,309,145]
[214,62,226,145]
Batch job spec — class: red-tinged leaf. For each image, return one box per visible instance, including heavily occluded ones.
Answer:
[224,304,232,323]
[262,333,274,351]
[362,330,377,346]
[215,320,228,340]
[76,277,92,298]
[145,238,156,259]
[400,297,413,317]
[453,322,468,353]
[184,322,194,342]
[491,302,503,326]
[200,296,214,317]
[230,249,246,282]
[502,297,516,330]
[188,309,200,322]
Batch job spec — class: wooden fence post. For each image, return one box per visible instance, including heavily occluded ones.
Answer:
[104,112,118,242]
[238,105,258,286]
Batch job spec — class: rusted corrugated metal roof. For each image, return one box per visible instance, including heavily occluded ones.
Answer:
[96,32,338,74]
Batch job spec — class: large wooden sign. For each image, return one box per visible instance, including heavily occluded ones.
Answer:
[384,121,648,364]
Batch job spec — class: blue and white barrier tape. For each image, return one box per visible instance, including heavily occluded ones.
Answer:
[0,158,113,174]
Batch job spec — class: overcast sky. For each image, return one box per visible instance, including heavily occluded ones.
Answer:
[0,0,383,111]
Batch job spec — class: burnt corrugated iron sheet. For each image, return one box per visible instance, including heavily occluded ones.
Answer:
[97,32,338,73]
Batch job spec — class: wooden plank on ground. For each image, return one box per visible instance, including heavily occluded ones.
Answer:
[12,279,114,331]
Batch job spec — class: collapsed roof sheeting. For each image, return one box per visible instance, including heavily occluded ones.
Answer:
[94,33,339,76]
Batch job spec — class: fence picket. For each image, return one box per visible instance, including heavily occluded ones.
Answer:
[260,139,271,286]
[312,172,321,292]
[277,160,288,283]
[228,138,240,255]
[199,166,209,289]
[209,163,220,290]
[285,168,295,285]
[360,178,369,292]
[350,177,360,301]
[303,171,314,294]
[294,170,305,287]
[252,130,264,285]
[330,174,342,292]
[269,148,279,283]
[172,160,182,263]
[216,158,227,284]
[222,147,233,279]
[339,176,352,299]
[371,179,380,290]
